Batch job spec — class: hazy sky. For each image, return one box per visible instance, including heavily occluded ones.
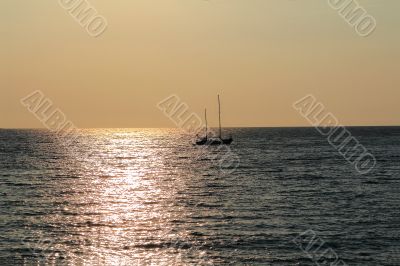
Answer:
[1,0,399,128]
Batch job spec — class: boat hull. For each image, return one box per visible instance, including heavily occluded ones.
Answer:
[195,138,233,146]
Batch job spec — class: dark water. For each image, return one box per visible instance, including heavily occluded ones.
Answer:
[0,127,399,265]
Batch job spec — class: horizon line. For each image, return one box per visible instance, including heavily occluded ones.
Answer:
[1,125,400,130]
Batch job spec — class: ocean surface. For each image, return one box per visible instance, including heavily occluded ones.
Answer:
[0,127,399,265]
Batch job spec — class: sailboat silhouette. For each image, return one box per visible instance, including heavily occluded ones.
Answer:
[196,95,233,146]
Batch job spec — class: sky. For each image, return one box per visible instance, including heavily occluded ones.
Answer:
[1,0,399,128]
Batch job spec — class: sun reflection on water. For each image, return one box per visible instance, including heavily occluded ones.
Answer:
[40,129,208,265]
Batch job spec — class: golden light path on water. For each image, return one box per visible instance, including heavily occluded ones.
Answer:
[39,129,211,265]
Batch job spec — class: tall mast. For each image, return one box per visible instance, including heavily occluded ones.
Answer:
[205,108,208,139]
[218,95,222,139]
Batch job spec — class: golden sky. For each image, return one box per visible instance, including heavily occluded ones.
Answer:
[1,0,399,128]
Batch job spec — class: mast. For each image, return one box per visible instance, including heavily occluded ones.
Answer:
[205,108,208,139]
[218,95,222,139]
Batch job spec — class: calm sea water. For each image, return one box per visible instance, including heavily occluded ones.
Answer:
[0,127,399,265]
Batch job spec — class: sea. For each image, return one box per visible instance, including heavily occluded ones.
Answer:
[0,127,399,265]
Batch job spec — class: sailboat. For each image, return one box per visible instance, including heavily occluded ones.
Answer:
[195,95,233,146]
